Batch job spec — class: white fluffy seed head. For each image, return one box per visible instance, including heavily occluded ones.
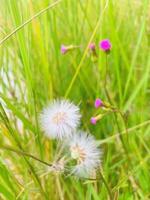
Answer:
[68,131,101,178]
[39,99,81,139]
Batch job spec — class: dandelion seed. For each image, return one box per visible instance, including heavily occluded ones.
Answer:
[68,131,101,178]
[40,99,81,139]
[94,98,103,108]
[50,158,66,173]
[99,39,111,52]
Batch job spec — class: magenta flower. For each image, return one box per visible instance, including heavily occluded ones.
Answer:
[61,44,81,54]
[89,43,96,50]
[94,98,103,108]
[61,45,67,54]
[99,39,111,52]
[90,117,97,125]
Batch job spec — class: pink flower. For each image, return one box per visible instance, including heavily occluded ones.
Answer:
[90,117,97,125]
[89,43,96,50]
[61,45,67,54]
[99,39,111,52]
[94,98,103,108]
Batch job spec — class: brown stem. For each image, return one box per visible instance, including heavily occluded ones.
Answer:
[1,145,52,167]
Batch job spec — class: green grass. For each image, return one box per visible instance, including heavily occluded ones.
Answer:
[0,0,150,199]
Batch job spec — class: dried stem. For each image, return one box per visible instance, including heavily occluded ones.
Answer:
[55,175,64,200]
[1,145,52,167]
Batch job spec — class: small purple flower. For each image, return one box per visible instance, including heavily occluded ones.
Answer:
[90,117,97,125]
[94,98,103,108]
[89,43,96,50]
[61,45,67,54]
[99,39,111,52]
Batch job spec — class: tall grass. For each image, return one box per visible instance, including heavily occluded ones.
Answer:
[0,0,150,199]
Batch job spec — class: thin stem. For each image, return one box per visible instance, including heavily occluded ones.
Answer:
[104,54,108,87]
[99,171,113,200]
[110,107,130,161]
[104,54,112,103]
[103,54,130,159]
[65,0,109,98]
[98,119,150,144]
[0,0,62,45]
[55,175,64,200]
[1,145,52,167]
[102,53,137,193]
[116,109,129,141]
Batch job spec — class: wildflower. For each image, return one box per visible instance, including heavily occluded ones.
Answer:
[88,42,97,61]
[90,117,97,125]
[99,39,111,52]
[90,114,104,125]
[68,131,101,178]
[89,43,96,51]
[61,44,80,54]
[94,98,103,108]
[40,99,81,139]
[61,45,68,54]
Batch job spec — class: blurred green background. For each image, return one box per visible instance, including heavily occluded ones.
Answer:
[0,0,150,199]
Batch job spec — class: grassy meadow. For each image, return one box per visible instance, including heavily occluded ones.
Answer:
[0,0,150,199]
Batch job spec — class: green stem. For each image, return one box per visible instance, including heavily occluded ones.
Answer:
[103,54,130,160]
[99,171,113,200]
[104,54,112,103]
[0,0,62,45]
[1,145,52,167]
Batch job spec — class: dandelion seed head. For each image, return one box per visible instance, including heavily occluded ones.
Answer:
[51,158,66,173]
[100,39,111,52]
[40,99,81,139]
[71,144,86,162]
[69,131,101,178]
